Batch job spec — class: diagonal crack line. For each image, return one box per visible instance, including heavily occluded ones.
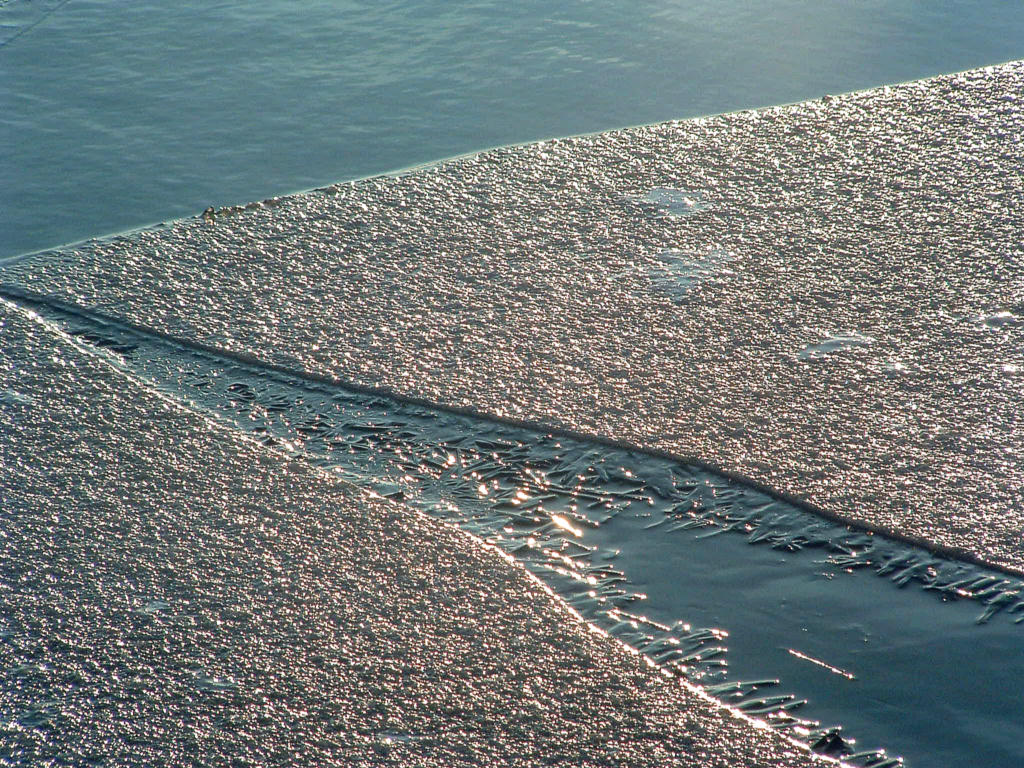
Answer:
[0,0,74,50]
[0,281,1015,579]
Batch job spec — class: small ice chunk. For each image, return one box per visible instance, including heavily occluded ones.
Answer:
[195,674,239,692]
[798,332,874,361]
[883,361,908,375]
[378,731,422,745]
[138,599,171,615]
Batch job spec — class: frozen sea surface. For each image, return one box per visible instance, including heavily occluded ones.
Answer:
[6,62,1023,573]
[12,291,1024,767]
[0,301,823,767]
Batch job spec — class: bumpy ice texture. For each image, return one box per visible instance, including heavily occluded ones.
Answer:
[4,62,1023,570]
[0,304,822,766]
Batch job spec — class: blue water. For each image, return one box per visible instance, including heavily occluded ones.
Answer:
[3,0,1024,258]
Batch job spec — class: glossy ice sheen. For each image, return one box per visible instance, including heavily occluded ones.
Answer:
[6,63,1023,572]
[5,0,1024,257]
[0,302,821,767]
[21,293,1024,767]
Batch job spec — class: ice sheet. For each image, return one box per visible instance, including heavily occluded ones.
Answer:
[0,302,822,765]
[15,292,1024,766]
[3,63,1023,579]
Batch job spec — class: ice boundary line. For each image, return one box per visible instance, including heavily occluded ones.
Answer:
[1,293,861,767]
[4,59,1020,265]
[0,282,1014,580]
[0,0,74,50]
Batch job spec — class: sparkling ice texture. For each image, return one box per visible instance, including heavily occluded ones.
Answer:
[5,63,1023,571]
[0,304,817,766]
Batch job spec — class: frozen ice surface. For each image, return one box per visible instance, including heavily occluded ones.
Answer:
[18,295,1024,766]
[0,303,821,765]
[4,62,1024,573]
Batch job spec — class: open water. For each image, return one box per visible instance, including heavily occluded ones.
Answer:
[4,0,1024,258]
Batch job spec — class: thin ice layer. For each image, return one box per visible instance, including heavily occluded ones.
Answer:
[4,62,1023,570]
[0,303,820,766]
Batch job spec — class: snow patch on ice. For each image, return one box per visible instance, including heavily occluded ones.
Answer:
[798,332,874,362]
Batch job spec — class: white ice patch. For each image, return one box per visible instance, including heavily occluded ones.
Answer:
[978,310,1023,329]
[638,187,709,217]
[137,599,172,615]
[377,731,426,745]
[195,674,239,692]
[798,332,874,362]
[648,248,737,300]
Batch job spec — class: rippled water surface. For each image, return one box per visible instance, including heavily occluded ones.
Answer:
[4,0,1024,257]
